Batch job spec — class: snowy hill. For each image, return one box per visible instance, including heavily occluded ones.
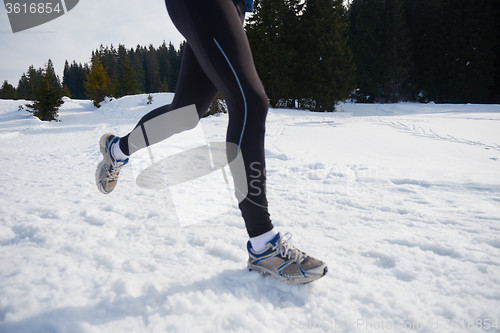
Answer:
[0,94,499,332]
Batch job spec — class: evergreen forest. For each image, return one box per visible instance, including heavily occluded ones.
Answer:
[1,0,499,112]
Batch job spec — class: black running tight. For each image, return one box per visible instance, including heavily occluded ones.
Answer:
[119,0,272,237]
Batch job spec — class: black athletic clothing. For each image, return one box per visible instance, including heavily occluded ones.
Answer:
[119,0,273,237]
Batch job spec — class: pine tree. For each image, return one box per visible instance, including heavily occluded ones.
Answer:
[63,60,71,93]
[0,80,17,99]
[351,0,385,101]
[116,56,140,97]
[27,66,43,100]
[159,81,170,92]
[63,60,87,99]
[247,0,355,110]
[16,65,43,100]
[16,73,30,100]
[436,0,497,103]
[167,42,180,92]
[144,45,161,93]
[61,84,72,98]
[350,0,411,102]
[299,0,356,110]
[115,44,140,97]
[132,46,146,93]
[157,41,172,88]
[383,0,412,102]
[26,60,64,121]
[84,54,113,107]
[492,0,500,102]
[99,44,118,93]
[70,61,89,99]
[246,0,302,107]
[403,0,443,101]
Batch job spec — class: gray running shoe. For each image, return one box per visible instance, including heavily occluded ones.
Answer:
[247,232,327,284]
[95,133,129,194]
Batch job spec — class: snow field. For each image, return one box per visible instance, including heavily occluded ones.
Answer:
[0,94,499,332]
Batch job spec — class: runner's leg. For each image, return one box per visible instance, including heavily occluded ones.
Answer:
[119,44,218,155]
[121,0,272,237]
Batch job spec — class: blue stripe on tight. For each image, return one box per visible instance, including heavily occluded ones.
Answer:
[212,38,247,152]
[213,38,269,209]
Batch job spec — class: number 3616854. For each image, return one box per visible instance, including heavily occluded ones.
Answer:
[5,3,62,14]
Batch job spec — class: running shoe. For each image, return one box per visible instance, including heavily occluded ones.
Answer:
[247,232,327,284]
[95,133,128,194]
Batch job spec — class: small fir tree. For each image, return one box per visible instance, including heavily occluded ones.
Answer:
[0,80,17,99]
[26,60,63,121]
[84,54,113,107]
[61,84,72,98]
[159,81,170,93]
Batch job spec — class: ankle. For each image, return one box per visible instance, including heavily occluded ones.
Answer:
[112,138,129,161]
[249,229,279,252]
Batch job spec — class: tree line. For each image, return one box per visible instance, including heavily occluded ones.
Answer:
[1,0,499,113]
[246,0,499,109]
[246,0,355,111]
[0,41,185,110]
[72,42,185,104]
[349,0,498,104]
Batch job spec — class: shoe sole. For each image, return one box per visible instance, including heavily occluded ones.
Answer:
[95,133,114,194]
[95,160,109,194]
[99,133,113,156]
[248,263,328,285]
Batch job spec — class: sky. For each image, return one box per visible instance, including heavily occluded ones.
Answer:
[0,0,186,86]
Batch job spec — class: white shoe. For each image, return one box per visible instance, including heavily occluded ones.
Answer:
[95,133,129,194]
[248,232,327,284]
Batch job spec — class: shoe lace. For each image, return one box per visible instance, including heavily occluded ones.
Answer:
[273,232,305,263]
[106,160,127,181]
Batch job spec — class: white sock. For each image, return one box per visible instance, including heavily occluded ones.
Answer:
[112,139,129,161]
[250,229,279,253]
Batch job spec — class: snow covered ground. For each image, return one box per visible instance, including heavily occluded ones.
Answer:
[0,94,499,333]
